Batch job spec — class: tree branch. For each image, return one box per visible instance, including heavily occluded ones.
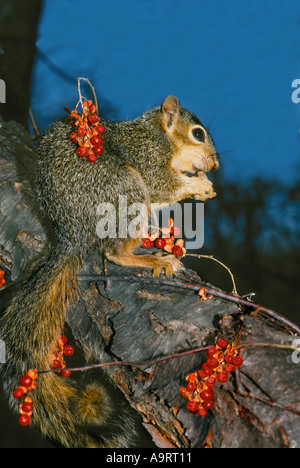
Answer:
[78,274,300,335]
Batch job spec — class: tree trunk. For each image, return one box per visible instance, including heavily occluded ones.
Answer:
[0,117,300,448]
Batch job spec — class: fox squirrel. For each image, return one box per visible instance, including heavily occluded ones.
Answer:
[0,95,219,448]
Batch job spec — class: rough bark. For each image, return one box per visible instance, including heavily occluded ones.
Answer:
[0,117,300,448]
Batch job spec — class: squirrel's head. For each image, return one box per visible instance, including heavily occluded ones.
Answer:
[160,95,219,175]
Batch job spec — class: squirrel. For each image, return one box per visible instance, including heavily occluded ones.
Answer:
[0,95,219,448]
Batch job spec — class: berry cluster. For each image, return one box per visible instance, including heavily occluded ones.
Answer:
[179,337,243,417]
[0,268,6,288]
[12,369,38,426]
[142,218,186,257]
[12,336,74,427]
[51,335,74,378]
[69,100,105,163]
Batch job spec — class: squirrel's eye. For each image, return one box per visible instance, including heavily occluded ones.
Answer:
[192,127,206,142]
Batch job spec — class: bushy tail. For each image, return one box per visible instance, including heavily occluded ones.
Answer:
[0,246,137,448]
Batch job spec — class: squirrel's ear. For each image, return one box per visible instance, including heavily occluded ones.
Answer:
[161,95,181,130]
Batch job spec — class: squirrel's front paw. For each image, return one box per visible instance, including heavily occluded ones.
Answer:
[152,254,183,278]
[193,173,216,201]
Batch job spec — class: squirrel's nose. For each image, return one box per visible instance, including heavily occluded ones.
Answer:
[212,155,219,171]
[213,161,219,171]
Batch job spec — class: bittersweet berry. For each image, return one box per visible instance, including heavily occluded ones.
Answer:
[216,372,228,383]
[0,269,6,288]
[95,124,105,134]
[21,402,33,413]
[93,145,104,156]
[90,135,103,146]
[225,354,234,364]
[76,146,89,158]
[155,238,166,249]
[13,388,25,399]
[198,408,207,417]
[224,364,236,373]
[52,360,62,370]
[203,400,214,410]
[187,400,199,414]
[19,375,32,388]
[142,238,153,248]
[60,335,68,346]
[170,226,181,236]
[172,245,183,257]
[19,414,31,426]
[187,381,197,392]
[232,356,243,367]
[197,370,206,380]
[207,346,218,358]
[63,345,74,357]
[88,113,99,124]
[206,376,216,388]
[77,126,86,137]
[206,358,219,369]
[217,338,228,349]
[200,389,214,401]
[88,153,98,163]
[203,367,213,377]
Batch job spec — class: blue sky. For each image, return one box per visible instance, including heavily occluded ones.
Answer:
[31,0,300,186]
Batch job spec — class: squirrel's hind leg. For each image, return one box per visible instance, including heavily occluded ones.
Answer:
[105,238,183,277]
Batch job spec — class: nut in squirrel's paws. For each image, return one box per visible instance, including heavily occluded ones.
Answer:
[152,254,183,278]
[193,172,217,201]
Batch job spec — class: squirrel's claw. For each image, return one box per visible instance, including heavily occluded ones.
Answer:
[152,255,183,278]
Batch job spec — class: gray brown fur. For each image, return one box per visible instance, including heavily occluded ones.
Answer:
[0,96,219,447]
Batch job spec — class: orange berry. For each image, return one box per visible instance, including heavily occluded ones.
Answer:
[24,397,33,404]
[27,369,38,380]
[83,100,93,107]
